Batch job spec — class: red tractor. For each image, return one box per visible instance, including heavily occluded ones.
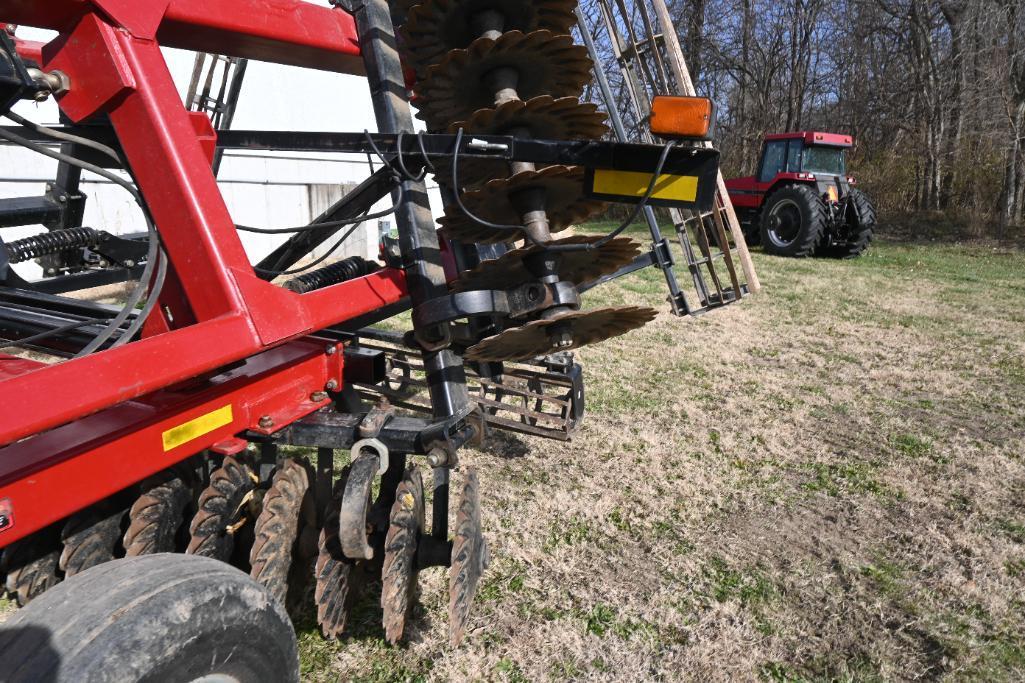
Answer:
[725,132,875,258]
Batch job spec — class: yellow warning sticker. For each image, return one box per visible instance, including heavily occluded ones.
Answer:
[591,169,699,202]
[161,404,233,452]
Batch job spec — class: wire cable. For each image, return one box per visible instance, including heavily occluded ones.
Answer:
[234,188,402,234]
[254,221,365,277]
[448,127,676,253]
[3,112,122,163]
[0,121,162,355]
[0,319,107,350]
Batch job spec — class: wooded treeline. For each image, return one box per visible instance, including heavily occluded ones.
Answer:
[688,0,1024,232]
[582,0,1025,235]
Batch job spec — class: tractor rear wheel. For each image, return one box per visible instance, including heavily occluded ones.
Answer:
[819,188,875,258]
[759,184,827,257]
[0,553,299,683]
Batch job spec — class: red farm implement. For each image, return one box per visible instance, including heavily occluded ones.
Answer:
[0,0,750,677]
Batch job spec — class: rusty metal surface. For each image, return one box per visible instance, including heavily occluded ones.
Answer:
[465,306,657,362]
[439,166,605,244]
[249,459,310,606]
[186,455,258,562]
[401,0,577,74]
[452,235,641,291]
[449,467,487,646]
[414,30,591,128]
[339,452,377,561]
[381,466,425,644]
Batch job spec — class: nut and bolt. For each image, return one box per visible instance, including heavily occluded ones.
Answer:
[124,260,135,268]
[325,344,337,355]
[427,447,458,468]
[325,379,339,391]
[310,391,329,402]
[258,415,274,429]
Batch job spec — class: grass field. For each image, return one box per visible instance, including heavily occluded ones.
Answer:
[3,230,1024,681]
[297,231,1025,681]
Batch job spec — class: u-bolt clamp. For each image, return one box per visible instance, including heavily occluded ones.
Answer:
[338,438,390,560]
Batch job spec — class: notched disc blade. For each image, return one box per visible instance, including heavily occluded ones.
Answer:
[402,0,577,74]
[250,460,310,607]
[59,500,128,578]
[2,527,62,607]
[465,306,657,362]
[449,467,487,646]
[187,455,257,563]
[381,467,425,644]
[414,30,592,129]
[315,467,365,639]
[452,235,641,292]
[124,467,195,556]
[440,166,605,244]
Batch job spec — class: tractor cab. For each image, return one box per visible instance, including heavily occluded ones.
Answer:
[725,131,875,258]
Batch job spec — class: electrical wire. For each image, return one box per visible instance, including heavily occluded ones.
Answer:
[234,188,402,234]
[448,127,676,253]
[0,119,163,355]
[3,112,122,163]
[0,319,107,350]
[254,221,366,277]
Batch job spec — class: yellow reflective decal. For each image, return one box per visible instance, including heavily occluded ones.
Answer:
[591,169,699,202]
[161,404,233,452]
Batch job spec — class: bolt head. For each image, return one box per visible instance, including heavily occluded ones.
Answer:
[325,379,339,391]
[258,415,274,429]
[325,344,337,355]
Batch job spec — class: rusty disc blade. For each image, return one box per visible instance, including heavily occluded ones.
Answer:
[124,467,195,556]
[449,468,487,646]
[451,96,608,140]
[401,0,577,74]
[414,30,592,130]
[452,235,641,291]
[381,467,425,644]
[250,459,310,607]
[432,96,608,186]
[439,166,605,244]
[187,455,257,563]
[315,467,366,639]
[2,526,62,607]
[465,306,657,362]
[59,500,129,578]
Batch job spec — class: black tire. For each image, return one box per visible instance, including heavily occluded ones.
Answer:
[0,553,299,683]
[819,188,875,258]
[758,184,827,257]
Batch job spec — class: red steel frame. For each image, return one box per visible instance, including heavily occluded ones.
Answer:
[0,1,410,544]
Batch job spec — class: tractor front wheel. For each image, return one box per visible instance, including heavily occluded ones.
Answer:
[759,184,827,257]
[0,553,299,683]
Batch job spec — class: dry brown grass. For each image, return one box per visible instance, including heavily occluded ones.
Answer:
[296,238,1025,682]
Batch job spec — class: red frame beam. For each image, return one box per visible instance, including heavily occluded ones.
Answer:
[0,1,410,446]
[0,338,345,545]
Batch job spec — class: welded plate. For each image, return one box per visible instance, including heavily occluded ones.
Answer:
[414,30,592,130]
[452,235,641,291]
[439,165,605,244]
[464,306,657,362]
[401,0,577,74]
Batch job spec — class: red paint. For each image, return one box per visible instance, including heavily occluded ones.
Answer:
[0,0,415,549]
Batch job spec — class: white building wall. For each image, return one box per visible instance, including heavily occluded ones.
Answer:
[3,13,443,280]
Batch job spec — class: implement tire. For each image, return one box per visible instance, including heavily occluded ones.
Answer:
[0,553,299,683]
[759,183,827,257]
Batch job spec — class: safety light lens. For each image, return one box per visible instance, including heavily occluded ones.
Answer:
[649,96,715,140]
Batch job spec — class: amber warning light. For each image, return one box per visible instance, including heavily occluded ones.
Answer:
[649,96,716,140]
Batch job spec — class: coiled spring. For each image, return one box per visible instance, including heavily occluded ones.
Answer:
[283,256,379,294]
[4,228,104,264]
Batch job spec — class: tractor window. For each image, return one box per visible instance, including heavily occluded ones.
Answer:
[758,141,786,182]
[801,146,846,176]
[786,140,803,172]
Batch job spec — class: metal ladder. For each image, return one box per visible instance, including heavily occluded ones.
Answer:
[185,53,248,172]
